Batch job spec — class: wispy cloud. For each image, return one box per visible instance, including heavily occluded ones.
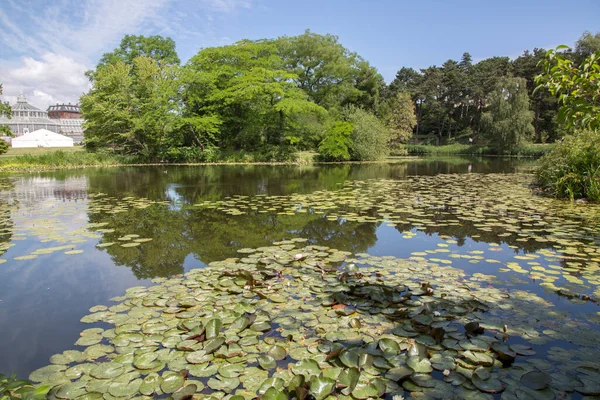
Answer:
[0,0,254,109]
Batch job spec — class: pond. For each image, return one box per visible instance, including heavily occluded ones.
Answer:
[1,157,599,399]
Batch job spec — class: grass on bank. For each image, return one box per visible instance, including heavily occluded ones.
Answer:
[0,143,555,172]
[0,146,85,158]
[0,148,320,171]
[406,143,555,158]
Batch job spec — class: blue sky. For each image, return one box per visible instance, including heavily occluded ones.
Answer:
[0,0,598,109]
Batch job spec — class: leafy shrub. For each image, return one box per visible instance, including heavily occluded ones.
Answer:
[536,131,600,201]
[317,121,353,161]
[0,373,50,400]
[0,140,8,155]
[344,106,390,161]
[159,146,219,163]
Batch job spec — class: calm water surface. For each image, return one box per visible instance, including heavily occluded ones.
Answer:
[0,157,598,381]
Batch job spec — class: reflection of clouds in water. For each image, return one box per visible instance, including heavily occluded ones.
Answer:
[1,176,89,205]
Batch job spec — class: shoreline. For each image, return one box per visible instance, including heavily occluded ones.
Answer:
[0,155,543,173]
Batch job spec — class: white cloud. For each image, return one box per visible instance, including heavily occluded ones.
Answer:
[0,54,90,109]
[0,0,255,110]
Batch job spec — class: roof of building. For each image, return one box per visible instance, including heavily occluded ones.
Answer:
[12,92,43,112]
[47,104,81,113]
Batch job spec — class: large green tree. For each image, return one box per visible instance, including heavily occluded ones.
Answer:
[380,91,417,147]
[81,57,182,158]
[97,34,180,69]
[481,77,534,152]
[184,39,326,154]
[513,48,560,142]
[277,31,382,112]
[82,35,183,158]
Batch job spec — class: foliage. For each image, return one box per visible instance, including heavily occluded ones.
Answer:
[318,121,354,161]
[184,39,327,153]
[481,77,534,153]
[573,31,600,64]
[380,91,416,147]
[535,46,600,133]
[96,34,180,69]
[513,48,560,142]
[277,30,382,112]
[536,131,600,202]
[344,106,390,161]
[0,373,49,400]
[0,150,135,172]
[0,83,12,139]
[81,57,182,159]
[0,140,7,156]
[406,143,554,157]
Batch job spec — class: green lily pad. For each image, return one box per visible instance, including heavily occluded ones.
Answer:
[268,345,287,361]
[161,371,184,394]
[520,371,552,390]
[258,355,277,370]
[309,376,335,400]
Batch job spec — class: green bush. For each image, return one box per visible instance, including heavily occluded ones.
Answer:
[0,140,8,155]
[344,107,390,161]
[159,146,219,163]
[1,373,50,400]
[317,121,353,161]
[536,131,600,202]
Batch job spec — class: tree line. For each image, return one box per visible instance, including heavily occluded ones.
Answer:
[4,30,598,160]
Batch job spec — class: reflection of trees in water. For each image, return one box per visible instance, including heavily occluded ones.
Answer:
[0,178,15,257]
[88,202,380,279]
[81,159,539,279]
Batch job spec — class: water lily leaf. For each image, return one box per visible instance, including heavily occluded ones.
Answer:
[186,350,210,365]
[472,374,505,393]
[379,338,400,354]
[292,359,321,376]
[268,345,287,361]
[520,371,551,390]
[172,384,198,400]
[258,377,285,395]
[161,371,184,394]
[258,355,276,370]
[337,367,360,391]
[218,363,244,378]
[339,349,360,368]
[207,376,240,392]
[89,363,124,380]
[204,337,225,354]
[139,373,160,396]
[407,356,432,373]
[133,352,160,370]
[352,379,386,399]
[385,366,413,381]
[463,350,494,366]
[55,382,87,399]
[108,378,142,397]
[309,376,334,400]
[358,353,374,369]
[206,318,223,339]
[262,387,289,400]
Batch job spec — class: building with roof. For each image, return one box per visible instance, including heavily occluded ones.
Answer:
[47,103,85,143]
[0,92,59,141]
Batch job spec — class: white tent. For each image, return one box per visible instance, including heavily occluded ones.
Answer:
[11,129,74,148]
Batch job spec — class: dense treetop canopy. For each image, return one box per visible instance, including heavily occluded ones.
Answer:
[77,30,598,161]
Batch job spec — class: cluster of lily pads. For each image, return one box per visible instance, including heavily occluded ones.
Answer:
[0,193,160,263]
[29,241,600,399]
[193,173,600,302]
